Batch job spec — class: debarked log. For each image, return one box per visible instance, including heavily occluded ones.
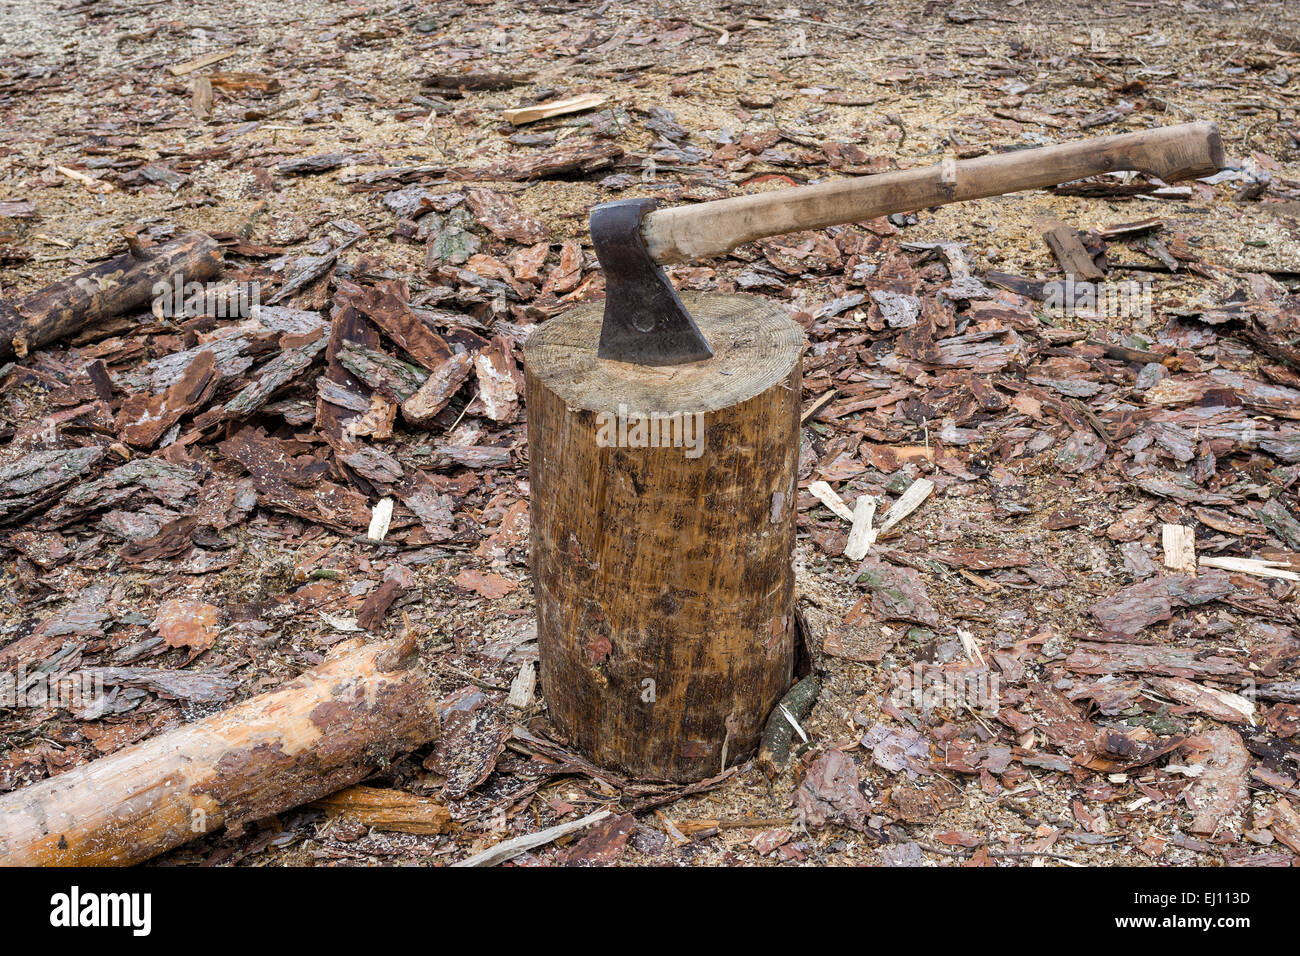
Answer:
[0,231,224,360]
[0,636,439,866]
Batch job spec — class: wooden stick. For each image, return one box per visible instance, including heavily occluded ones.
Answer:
[502,93,607,126]
[167,49,238,76]
[0,636,438,866]
[757,675,820,778]
[452,809,612,867]
[0,232,223,360]
[808,480,854,521]
[1042,223,1105,280]
[642,122,1224,263]
[55,165,115,194]
[1199,555,1300,581]
[878,477,935,534]
[800,388,837,423]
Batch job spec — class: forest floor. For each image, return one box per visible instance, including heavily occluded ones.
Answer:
[2,0,1300,866]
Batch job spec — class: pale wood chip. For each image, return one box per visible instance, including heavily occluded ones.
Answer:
[878,478,935,534]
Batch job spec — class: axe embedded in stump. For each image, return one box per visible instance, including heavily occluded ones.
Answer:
[526,121,1224,782]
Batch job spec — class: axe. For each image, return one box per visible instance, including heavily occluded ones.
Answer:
[591,121,1225,365]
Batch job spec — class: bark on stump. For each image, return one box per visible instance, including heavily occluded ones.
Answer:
[525,292,805,782]
[0,636,438,866]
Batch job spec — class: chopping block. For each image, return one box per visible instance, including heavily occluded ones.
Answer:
[525,121,1225,781]
[527,293,804,782]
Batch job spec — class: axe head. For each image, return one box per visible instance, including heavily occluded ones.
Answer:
[590,198,713,366]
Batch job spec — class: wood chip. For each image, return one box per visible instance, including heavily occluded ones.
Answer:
[192,77,213,122]
[367,497,394,541]
[801,388,837,423]
[451,809,612,866]
[1161,524,1197,575]
[507,661,536,709]
[878,478,934,534]
[55,166,115,194]
[1199,555,1300,581]
[153,599,220,653]
[453,569,516,599]
[1148,677,1255,725]
[501,93,608,125]
[464,189,549,244]
[402,352,475,425]
[343,282,452,372]
[356,570,408,631]
[1270,797,1300,854]
[1042,223,1104,280]
[843,495,877,561]
[167,49,238,76]
[808,480,854,521]
[472,336,519,422]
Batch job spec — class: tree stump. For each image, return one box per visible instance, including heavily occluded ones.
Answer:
[525,292,805,781]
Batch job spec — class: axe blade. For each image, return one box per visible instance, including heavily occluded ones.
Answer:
[591,198,713,366]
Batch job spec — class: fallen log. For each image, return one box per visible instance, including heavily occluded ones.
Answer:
[0,231,223,360]
[0,636,439,866]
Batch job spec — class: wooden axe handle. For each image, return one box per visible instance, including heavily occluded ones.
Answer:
[642,121,1224,264]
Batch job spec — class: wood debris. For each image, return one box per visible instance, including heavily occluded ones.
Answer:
[312,786,452,835]
[0,0,1297,872]
[843,494,877,561]
[878,478,934,534]
[1161,524,1197,575]
[167,49,237,76]
[502,93,608,126]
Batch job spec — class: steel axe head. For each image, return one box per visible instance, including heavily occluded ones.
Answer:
[590,198,713,366]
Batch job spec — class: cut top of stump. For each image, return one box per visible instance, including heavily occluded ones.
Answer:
[524,292,806,415]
